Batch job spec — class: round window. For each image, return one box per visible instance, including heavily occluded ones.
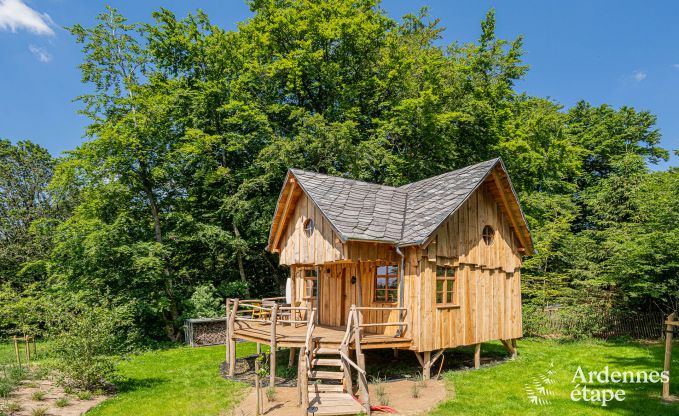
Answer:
[304,219,314,238]
[482,225,494,246]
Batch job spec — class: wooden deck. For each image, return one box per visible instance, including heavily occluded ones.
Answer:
[232,320,412,349]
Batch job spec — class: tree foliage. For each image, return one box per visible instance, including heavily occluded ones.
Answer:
[0,1,675,341]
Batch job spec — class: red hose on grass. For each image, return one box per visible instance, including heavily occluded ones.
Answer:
[351,394,398,413]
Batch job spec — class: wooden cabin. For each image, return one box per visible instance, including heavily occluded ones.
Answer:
[226,158,533,415]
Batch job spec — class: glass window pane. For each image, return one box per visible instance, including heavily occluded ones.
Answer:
[446,291,453,303]
[436,280,443,291]
[436,292,443,303]
[436,266,444,277]
[376,289,385,301]
[447,280,454,292]
[387,291,397,302]
[388,277,398,288]
[447,267,455,277]
[376,266,387,276]
[387,265,398,275]
[376,277,386,289]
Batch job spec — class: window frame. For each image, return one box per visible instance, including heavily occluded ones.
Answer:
[301,267,318,301]
[435,265,457,306]
[303,218,314,238]
[482,225,495,246]
[374,264,399,303]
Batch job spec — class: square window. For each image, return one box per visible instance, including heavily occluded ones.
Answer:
[375,264,398,302]
[436,266,456,305]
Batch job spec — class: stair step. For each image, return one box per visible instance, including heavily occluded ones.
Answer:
[308,393,364,415]
[308,383,345,393]
[313,347,339,355]
[311,358,343,367]
[308,370,344,380]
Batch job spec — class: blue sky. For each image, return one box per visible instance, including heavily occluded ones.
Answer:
[1,0,677,170]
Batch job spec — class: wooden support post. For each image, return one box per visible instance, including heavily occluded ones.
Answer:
[299,345,309,413]
[297,346,305,406]
[423,351,432,380]
[225,299,230,367]
[270,303,279,387]
[255,343,262,416]
[228,299,240,377]
[500,339,517,359]
[24,335,30,365]
[341,343,353,394]
[474,343,481,369]
[13,336,21,367]
[393,348,399,358]
[663,312,676,400]
[352,307,370,415]
[288,347,296,368]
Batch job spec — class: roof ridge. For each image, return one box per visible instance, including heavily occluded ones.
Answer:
[398,158,500,191]
[289,168,403,191]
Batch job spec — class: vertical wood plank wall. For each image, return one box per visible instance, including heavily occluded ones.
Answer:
[293,260,408,337]
[412,179,524,352]
[281,178,525,352]
[278,193,344,265]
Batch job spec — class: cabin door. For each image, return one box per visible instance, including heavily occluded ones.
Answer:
[318,264,346,327]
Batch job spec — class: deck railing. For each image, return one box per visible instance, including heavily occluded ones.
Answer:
[225,297,314,384]
[354,305,409,337]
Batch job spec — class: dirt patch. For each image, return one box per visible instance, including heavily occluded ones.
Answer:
[232,378,447,416]
[220,354,297,387]
[1,379,108,416]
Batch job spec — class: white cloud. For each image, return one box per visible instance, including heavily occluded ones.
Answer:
[632,70,647,82]
[0,0,54,35]
[28,44,50,62]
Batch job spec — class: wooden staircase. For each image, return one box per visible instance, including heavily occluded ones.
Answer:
[306,345,363,415]
[299,304,406,415]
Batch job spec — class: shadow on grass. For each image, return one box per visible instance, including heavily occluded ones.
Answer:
[114,376,165,394]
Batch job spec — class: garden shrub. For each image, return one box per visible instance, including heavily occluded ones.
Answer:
[188,284,222,318]
[46,301,129,391]
[523,303,607,339]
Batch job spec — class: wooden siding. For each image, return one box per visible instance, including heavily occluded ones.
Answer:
[279,193,344,265]
[291,259,413,339]
[415,262,522,352]
[428,180,522,273]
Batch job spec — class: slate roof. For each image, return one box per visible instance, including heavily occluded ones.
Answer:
[288,158,508,246]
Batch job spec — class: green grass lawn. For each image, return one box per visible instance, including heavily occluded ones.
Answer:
[434,338,679,416]
[4,338,679,415]
[87,343,258,416]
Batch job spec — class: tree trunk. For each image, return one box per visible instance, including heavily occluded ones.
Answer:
[139,164,180,340]
[232,223,251,297]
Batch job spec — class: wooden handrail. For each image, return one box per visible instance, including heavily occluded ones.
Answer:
[340,313,354,346]
[339,350,366,375]
[235,303,270,311]
[233,317,270,323]
[359,322,408,328]
[354,306,407,311]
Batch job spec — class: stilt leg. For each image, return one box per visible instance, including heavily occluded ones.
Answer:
[474,343,481,369]
[423,351,432,380]
[289,347,296,368]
